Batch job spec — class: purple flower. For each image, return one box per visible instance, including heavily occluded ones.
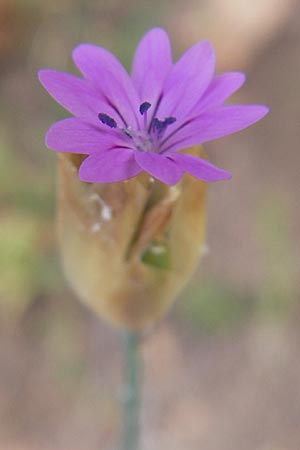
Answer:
[38,28,268,185]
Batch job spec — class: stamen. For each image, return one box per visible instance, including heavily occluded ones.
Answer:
[152,118,165,132]
[122,128,133,139]
[151,116,177,140]
[98,113,117,128]
[164,117,176,125]
[139,102,151,115]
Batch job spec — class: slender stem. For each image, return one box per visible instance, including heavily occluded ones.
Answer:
[121,331,141,450]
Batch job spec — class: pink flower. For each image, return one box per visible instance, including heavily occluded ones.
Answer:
[38,28,268,185]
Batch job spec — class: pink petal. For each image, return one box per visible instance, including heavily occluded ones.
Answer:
[46,118,128,154]
[170,153,231,182]
[131,28,172,107]
[193,72,246,114]
[78,148,141,183]
[72,44,140,128]
[157,41,215,121]
[161,105,269,153]
[134,151,183,185]
[38,69,116,124]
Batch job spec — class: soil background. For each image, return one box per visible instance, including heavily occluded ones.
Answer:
[0,1,299,449]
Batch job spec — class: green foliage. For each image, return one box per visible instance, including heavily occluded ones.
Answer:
[141,241,170,269]
[177,279,252,334]
[0,138,59,321]
[256,196,295,317]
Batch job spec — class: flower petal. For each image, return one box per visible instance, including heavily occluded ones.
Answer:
[46,118,129,154]
[161,105,269,153]
[193,72,246,114]
[38,69,117,124]
[157,41,215,120]
[78,148,142,183]
[134,151,183,185]
[72,44,140,127]
[170,153,231,182]
[131,28,172,107]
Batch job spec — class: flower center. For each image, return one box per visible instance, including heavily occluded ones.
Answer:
[98,103,176,153]
[124,128,153,152]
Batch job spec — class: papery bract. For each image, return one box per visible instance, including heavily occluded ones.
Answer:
[56,149,207,329]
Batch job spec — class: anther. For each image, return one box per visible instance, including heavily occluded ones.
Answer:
[152,118,165,132]
[164,117,176,125]
[151,115,177,140]
[139,102,151,116]
[98,113,117,128]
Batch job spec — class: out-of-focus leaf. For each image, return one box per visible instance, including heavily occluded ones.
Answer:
[177,279,252,334]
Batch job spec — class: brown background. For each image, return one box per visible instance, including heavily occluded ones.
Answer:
[0,0,299,449]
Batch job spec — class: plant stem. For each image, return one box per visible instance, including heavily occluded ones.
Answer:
[121,331,141,450]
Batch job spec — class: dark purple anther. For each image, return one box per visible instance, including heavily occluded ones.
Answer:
[98,113,117,128]
[164,117,176,125]
[152,117,165,132]
[139,102,151,115]
[152,116,176,135]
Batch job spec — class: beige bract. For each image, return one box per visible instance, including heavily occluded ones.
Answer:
[57,147,207,330]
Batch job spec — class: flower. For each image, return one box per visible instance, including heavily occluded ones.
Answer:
[38,28,268,186]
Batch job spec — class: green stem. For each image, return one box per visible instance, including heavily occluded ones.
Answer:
[121,331,141,450]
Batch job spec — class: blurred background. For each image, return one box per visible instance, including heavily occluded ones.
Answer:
[0,0,299,449]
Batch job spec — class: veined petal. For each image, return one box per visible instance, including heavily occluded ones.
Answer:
[157,41,215,120]
[131,28,172,107]
[193,72,246,114]
[134,151,183,185]
[72,44,140,127]
[78,148,141,183]
[162,72,246,143]
[161,105,269,153]
[170,153,231,182]
[46,118,128,154]
[38,69,117,124]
